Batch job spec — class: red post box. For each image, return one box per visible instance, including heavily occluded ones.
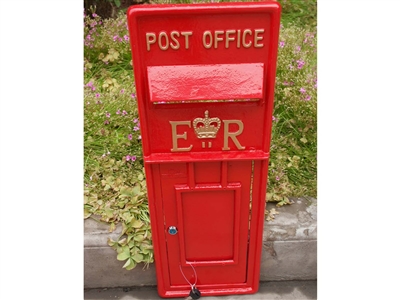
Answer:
[127,2,281,298]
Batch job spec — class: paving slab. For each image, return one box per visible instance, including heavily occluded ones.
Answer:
[84,197,317,288]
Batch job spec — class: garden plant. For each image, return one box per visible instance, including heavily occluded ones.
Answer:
[84,0,317,270]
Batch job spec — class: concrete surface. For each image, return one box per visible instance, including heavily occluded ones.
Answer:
[84,197,317,288]
[84,280,317,300]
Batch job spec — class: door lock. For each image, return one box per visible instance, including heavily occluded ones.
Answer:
[168,226,178,235]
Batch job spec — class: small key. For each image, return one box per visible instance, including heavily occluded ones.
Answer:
[189,287,201,299]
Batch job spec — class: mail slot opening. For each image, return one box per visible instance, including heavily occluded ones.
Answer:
[152,98,260,105]
[148,63,264,103]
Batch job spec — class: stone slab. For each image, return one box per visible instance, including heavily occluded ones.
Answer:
[84,197,317,288]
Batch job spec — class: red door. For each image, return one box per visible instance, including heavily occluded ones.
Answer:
[160,161,252,286]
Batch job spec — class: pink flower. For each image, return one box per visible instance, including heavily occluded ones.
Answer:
[113,35,118,41]
[133,118,138,123]
[131,93,136,98]
[104,120,110,125]
[105,112,110,118]
[276,176,280,181]
[95,93,100,98]
[92,13,98,17]
[299,87,306,94]
[134,126,140,131]
[128,134,132,140]
[120,89,125,94]
[138,135,142,140]
[131,155,137,162]
[124,35,129,41]
[122,110,127,116]
[305,95,312,101]
[272,116,276,121]
[279,41,285,48]
[295,46,301,52]
[296,60,305,69]
[116,110,121,115]
[126,155,131,161]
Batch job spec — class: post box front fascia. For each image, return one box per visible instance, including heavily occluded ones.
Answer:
[127,2,281,298]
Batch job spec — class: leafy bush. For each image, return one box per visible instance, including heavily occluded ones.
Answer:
[269,25,317,206]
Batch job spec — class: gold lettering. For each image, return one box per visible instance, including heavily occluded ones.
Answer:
[214,30,224,49]
[254,29,264,48]
[222,120,245,150]
[242,29,252,48]
[225,30,236,48]
[170,31,180,50]
[158,31,169,50]
[181,31,193,49]
[146,32,156,51]
[203,31,212,49]
[170,121,193,152]
[236,29,241,48]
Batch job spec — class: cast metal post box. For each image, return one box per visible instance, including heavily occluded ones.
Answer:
[127,2,281,298]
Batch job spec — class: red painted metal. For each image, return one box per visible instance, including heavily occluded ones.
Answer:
[148,63,264,102]
[127,2,280,298]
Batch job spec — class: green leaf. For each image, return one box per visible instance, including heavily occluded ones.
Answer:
[105,208,114,218]
[131,219,143,229]
[125,258,137,270]
[134,234,144,242]
[132,185,141,196]
[300,137,308,143]
[84,208,92,219]
[122,258,132,269]
[117,248,131,260]
[118,238,127,245]
[138,173,144,181]
[108,238,117,247]
[128,239,135,249]
[132,253,144,263]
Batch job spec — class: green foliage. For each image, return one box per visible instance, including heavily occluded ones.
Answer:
[84,2,317,270]
[268,25,317,205]
[278,0,317,28]
[84,11,153,269]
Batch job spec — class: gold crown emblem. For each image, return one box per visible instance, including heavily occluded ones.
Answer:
[193,110,221,139]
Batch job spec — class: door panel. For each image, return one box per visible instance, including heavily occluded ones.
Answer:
[176,185,241,265]
[159,161,253,286]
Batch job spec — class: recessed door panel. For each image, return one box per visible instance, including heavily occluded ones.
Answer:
[176,185,241,265]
